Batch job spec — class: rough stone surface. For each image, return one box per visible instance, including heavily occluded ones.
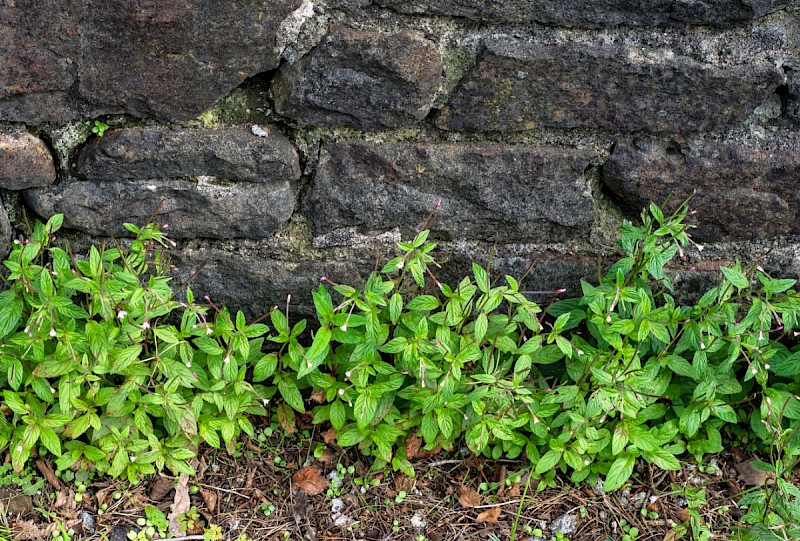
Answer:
[307,141,597,243]
[75,126,301,183]
[437,40,784,134]
[25,177,296,240]
[603,135,800,241]
[0,196,12,261]
[173,238,600,318]
[376,0,800,27]
[0,130,56,190]
[0,0,302,122]
[273,26,444,130]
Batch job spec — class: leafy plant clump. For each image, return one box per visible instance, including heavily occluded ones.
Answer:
[1,203,800,514]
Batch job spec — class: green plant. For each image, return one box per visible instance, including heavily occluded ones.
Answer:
[0,214,272,481]
[670,485,712,541]
[735,394,800,540]
[4,199,800,509]
[91,121,109,137]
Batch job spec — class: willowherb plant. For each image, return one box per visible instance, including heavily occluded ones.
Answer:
[0,215,273,482]
[2,200,800,502]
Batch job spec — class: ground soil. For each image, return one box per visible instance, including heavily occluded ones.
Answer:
[1,424,763,541]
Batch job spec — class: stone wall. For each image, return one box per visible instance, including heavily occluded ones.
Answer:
[1,0,799,316]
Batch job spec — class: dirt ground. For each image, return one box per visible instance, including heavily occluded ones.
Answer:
[0,421,767,541]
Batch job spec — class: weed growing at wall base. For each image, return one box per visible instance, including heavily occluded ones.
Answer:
[1,203,800,536]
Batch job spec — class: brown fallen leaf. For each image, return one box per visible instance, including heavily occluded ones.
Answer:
[278,403,296,435]
[199,488,217,513]
[457,485,481,508]
[476,507,501,523]
[293,466,327,496]
[735,460,774,486]
[663,530,679,541]
[149,475,174,501]
[310,388,326,403]
[674,509,691,523]
[405,434,423,460]
[167,473,191,536]
[323,427,336,444]
[14,519,60,540]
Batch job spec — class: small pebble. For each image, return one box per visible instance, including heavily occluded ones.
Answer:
[410,512,427,530]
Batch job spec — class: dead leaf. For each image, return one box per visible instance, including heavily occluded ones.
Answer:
[278,404,296,434]
[293,466,327,496]
[674,509,691,523]
[167,473,191,536]
[35,459,62,490]
[457,485,481,508]
[735,460,774,486]
[317,449,335,466]
[504,482,521,498]
[476,507,501,523]
[149,476,174,501]
[13,520,59,540]
[310,389,326,403]
[663,530,679,541]
[405,434,423,460]
[323,427,336,444]
[199,488,217,513]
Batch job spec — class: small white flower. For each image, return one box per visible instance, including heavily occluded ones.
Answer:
[700,342,705,350]
[206,326,213,335]
[130,455,137,462]
[262,398,270,405]
[223,355,230,364]
[186,361,192,368]
[696,244,704,252]
[340,325,347,332]
[765,363,771,370]
[533,416,540,424]
[606,314,612,323]
[584,459,590,465]
[758,331,764,341]
[757,265,765,273]
[141,320,150,329]
[338,388,345,395]
[117,310,127,319]
[345,371,351,378]
[577,349,584,356]
[16,445,23,452]
[396,260,404,270]
[421,380,426,388]
[50,387,56,394]
[49,328,56,338]
[752,367,758,375]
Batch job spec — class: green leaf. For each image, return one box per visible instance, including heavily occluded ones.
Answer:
[720,265,749,289]
[337,424,365,447]
[278,378,304,413]
[534,449,563,475]
[38,427,61,456]
[354,392,377,428]
[612,427,629,456]
[111,345,142,373]
[253,353,278,382]
[646,448,680,470]
[474,312,488,343]
[298,326,331,379]
[604,453,635,492]
[3,391,27,415]
[406,296,440,311]
[472,263,489,293]
[389,293,403,325]
[330,400,346,430]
